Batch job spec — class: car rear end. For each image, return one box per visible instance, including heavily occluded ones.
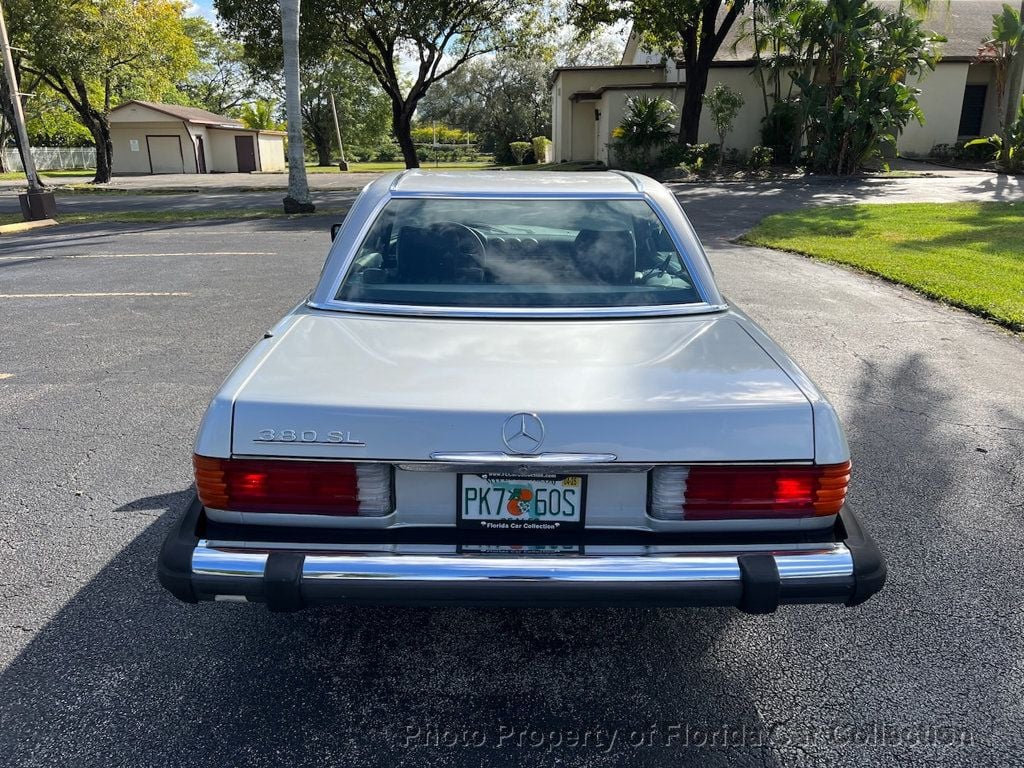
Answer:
[158,171,885,612]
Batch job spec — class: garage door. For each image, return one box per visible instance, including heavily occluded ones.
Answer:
[147,135,185,174]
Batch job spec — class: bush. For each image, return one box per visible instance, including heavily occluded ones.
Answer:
[749,145,774,171]
[531,136,552,164]
[612,95,677,171]
[958,139,994,162]
[929,143,957,161]
[346,145,374,162]
[723,147,745,166]
[760,101,800,164]
[509,141,532,164]
[374,145,398,162]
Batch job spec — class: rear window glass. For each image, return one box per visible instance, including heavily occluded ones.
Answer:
[334,198,701,309]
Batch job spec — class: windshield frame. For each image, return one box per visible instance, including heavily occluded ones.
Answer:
[308,189,727,319]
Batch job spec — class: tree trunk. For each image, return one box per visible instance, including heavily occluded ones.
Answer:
[280,0,313,212]
[678,59,711,145]
[314,134,332,166]
[80,110,112,183]
[394,103,419,168]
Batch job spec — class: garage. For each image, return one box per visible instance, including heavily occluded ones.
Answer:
[145,136,185,174]
[108,100,287,175]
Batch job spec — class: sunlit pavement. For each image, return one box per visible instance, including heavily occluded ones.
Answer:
[0,181,1021,766]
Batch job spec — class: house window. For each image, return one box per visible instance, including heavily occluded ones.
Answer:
[958,84,987,137]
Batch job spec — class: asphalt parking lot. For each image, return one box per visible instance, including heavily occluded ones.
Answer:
[1,181,1022,767]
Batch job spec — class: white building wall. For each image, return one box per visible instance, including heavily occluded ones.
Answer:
[698,68,764,152]
[898,62,970,155]
[257,134,286,171]
[110,122,194,174]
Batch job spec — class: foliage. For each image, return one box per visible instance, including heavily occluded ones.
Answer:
[531,136,552,164]
[759,100,801,164]
[10,0,198,182]
[410,124,477,144]
[237,99,284,130]
[216,0,537,168]
[704,83,744,165]
[611,95,677,171]
[748,144,774,170]
[793,0,943,174]
[179,17,260,114]
[657,141,719,172]
[374,145,398,162]
[929,143,957,161]
[25,86,94,146]
[965,95,1024,173]
[416,46,551,164]
[508,141,532,164]
[976,3,1024,166]
[743,202,1024,330]
[571,0,751,143]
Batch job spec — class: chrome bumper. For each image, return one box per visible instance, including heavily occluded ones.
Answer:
[158,496,885,612]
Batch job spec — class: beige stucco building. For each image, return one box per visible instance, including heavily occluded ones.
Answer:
[552,0,1017,164]
[109,101,286,175]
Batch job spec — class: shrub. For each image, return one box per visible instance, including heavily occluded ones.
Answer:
[929,143,957,161]
[760,101,800,164]
[657,142,720,174]
[509,141,532,164]
[749,145,774,171]
[374,145,398,162]
[704,83,744,166]
[723,147,745,166]
[531,136,552,164]
[612,95,677,171]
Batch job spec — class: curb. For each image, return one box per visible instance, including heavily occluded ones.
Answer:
[0,218,59,234]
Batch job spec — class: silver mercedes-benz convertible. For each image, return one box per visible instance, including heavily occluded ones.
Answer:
[159,170,885,612]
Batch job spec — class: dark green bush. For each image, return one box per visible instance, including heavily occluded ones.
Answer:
[749,145,774,170]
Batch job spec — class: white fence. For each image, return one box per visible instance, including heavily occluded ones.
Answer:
[2,147,96,172]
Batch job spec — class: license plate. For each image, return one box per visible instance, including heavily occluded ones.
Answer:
[457,473,587,532]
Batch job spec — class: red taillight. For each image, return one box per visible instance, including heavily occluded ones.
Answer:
[194,455,392,516]
[650,461,851,521]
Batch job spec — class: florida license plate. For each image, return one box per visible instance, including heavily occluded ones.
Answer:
[457,473,587,531]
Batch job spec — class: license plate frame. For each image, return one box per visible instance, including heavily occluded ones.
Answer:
[456,472,587,532]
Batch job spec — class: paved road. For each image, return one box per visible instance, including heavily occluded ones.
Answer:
[0,179,1022,767]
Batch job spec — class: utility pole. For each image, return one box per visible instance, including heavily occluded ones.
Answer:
[329,90,347,171]
[0,0,55,220]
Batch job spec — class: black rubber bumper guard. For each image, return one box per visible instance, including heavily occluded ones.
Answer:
[158,494,886,613]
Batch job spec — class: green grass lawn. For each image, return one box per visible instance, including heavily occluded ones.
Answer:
[0,169,95,181]
[742,202,1024,330]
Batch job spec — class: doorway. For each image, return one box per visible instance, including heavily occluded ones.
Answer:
[234,135,257,172]
[197,137,207,173]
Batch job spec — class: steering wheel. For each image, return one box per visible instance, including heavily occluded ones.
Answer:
[428,221,486,263]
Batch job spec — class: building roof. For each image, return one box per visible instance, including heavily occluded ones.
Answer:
[110,100,246,128]
[387,169,646,196]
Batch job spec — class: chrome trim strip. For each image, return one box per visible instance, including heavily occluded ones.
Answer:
[301,554,743,582]
[192,544,268,578]
[189,543,854,584]
[429,451,618,464]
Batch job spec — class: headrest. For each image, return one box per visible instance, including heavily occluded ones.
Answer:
[573,229,636,285]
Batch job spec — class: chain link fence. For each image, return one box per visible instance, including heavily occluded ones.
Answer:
[3,147,96,172]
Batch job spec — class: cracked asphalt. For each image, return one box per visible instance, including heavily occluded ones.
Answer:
[0,175,1022,767]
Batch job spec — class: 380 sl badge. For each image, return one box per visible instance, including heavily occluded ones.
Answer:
[255,428,365,446]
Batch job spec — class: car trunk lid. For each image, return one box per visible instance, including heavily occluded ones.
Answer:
[230,312,814,462]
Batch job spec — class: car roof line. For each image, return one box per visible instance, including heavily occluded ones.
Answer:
[389,169,413,192]
[607,169,644,193]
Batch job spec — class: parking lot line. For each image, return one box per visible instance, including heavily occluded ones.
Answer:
[0,252,275,261]
[0,373,12,379]
[0,292,191,299]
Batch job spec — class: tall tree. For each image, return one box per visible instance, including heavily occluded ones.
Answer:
[280,0,313,211]
[216,0,535,168]
[298,56,391,165]
[571,0,750,144]
[11,0,196,183]
[179,17,261,114]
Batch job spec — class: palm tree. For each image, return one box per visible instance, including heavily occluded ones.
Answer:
[280,0,313,213]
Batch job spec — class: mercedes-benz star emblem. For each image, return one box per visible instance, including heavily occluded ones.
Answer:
[502,412,545,454]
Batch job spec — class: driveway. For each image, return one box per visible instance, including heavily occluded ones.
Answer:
[0,178,1022,767]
